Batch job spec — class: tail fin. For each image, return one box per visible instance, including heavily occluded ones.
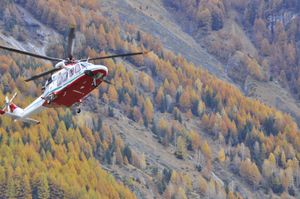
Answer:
[1,92,24,118]
[1,93,40,125]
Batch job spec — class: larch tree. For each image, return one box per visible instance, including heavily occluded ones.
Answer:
[239,159,262,187]
[198,175,208,195]
[0,166,7,199]
[23,175,32,199]
[218,148,226,164]
[143,97,154,126]
[155,86,164,106]
[108,86,118,103]
[201,140,212,160]
[179,90,191,111]
[189,130,201,152]
[176,136,187,159]
[7,177,16,199]
[97,24,107,49]
[37,175,50,199]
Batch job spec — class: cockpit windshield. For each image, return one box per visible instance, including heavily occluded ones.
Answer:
[75,64,81,73]
[45,76,52,86]
[81,62,89,69]
[57,72,68,86]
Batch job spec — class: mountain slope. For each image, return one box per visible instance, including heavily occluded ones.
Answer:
[0,1,300,199]
[100,0,228,80]
[100,0,300,124]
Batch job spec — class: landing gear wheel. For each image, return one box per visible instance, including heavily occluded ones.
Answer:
[93,78,97,87]
[77,108,81,114]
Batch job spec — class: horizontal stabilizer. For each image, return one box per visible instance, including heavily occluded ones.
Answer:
[20,118,40,125]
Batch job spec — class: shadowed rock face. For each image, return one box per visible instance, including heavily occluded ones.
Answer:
[0,4,61,56]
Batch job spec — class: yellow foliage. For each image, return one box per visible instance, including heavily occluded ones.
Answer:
[201,140,212,160]
[179,90,191,111]
[218,148,226,163]
[107,86,118,103]
[239,159,261,186]
[143,97,154,124]
[189,130,201,151]
[198,175,208,194]
[268,153,276,165]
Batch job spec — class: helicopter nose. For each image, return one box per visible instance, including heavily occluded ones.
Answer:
[97,65,108,76]
[103,66,108,75]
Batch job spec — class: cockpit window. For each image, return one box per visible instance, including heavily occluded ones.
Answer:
[57,74,63,86]
[75,64,81,73]
[58,72,68,86]
[46,76,52,86]
[81,63,88,69]
[63,72,68,81]
[52,75,57,81]
[69,68,75,78]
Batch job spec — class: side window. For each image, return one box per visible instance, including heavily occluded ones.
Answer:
[75,64,81,73]
[57,74,63,86]
[69,68,75,78]
[62,72,68,82]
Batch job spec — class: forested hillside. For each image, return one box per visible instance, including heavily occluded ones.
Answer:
[0,0,300,198]
[165,0,300,97]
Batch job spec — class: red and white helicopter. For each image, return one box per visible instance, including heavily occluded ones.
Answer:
[0,27,147,124]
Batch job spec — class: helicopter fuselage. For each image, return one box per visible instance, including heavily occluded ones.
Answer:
[19,61,108,120]
[43,62,108,107]
[0,27,145,125]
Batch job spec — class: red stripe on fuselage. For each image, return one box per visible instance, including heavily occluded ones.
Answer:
[9,103,17,112]
[43,69,107,108]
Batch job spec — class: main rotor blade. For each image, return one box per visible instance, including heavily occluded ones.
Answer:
[67,27,76,59]
[10,93,17,103]
[82,51,148,62]
[0,45,63,62]
[25,68,61,82]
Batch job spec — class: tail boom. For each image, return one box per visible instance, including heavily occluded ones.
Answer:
[0,93,45,125]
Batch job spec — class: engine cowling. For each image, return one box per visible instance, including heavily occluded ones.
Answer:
[55,61,66,69]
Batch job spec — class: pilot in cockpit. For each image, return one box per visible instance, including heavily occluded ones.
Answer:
[45,76,53,88]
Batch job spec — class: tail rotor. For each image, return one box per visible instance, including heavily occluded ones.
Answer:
[10,93,17,102]
[1,93,17,113]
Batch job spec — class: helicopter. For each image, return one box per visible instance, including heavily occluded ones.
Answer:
[0,27,147,124]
